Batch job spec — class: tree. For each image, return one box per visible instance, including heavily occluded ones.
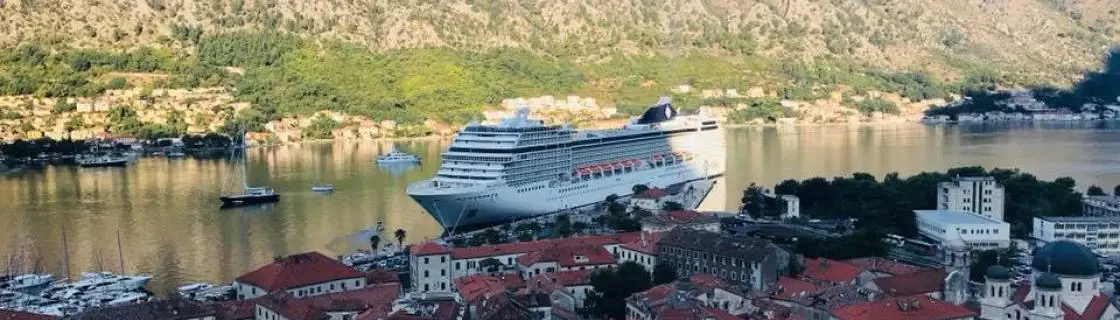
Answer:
[64,115,85,135]
[632,184,650,195]
[585,262,652,319]
[775,179,800,195]
[555,214,573,238]
[52,101,76,114]
[741,183,768,217]
[369,235,380,250]
[605,194,620,203]
[1088,185,1107,196]
[661,201,684,211]
[394,229,407,246]
[652,263,677,285]
[970,248,1017,282]
[1115,184,1120,196]
[479,257,503,272]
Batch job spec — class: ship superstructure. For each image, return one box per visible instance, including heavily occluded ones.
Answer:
[407,97,725,229]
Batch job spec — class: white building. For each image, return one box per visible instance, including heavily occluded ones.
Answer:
[630,188,671,212]
[979,241,1120,320]
[915,210,1010,250]
[234,252,368,300]
[1032,216,1120,257]
[617,232,660,271]
[777,194,800,219]
[1083,195,1120,217]
[410,233,639,293]
[938,176,1006,222]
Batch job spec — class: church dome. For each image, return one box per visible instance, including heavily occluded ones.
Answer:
[1036,272,1063,290]
[1032,240,1100,276]
[985,265,1012,280]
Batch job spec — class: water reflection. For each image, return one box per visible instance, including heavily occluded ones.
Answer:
[0,122,1117,294]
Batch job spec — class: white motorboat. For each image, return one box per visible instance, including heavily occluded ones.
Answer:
[177,283,212,294]
[2,274,54,291]
[376,149,420,164]
[106,292,148,306]
[167,151,186,159]
[311,184,335,193]
[78,272,152,292]
[77,154,129,167]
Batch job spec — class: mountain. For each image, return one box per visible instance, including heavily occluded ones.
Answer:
[5,0,1119,82]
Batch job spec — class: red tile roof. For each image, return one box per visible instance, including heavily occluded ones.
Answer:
[449,233,639,260]
[620,232,662,254]
[770,277,823,301]
[801,258,864,284]
[257,283,401,320]
[365,269,401,284]
[872,268,948,297]
[635,188,668,199]
[236,252,365,292]
[1062,294,1111,320]
[831,295,977,320]
[385,299,461,320]
[1010,281,1030,304]
[656,306,739,320]
[0,310,57,320]
[516,244,616,267]
[843,257,926,276]
[411,242,452,256]
[526,270,594,293]
[215,299,258,320]
[453,274,518,303]
[688,273,729,291]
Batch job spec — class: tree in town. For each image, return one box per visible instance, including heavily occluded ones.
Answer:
[479,257,503,272]
[793,230,887,260]
[1088,185,1107,196]
[369,235,380,250]
[632,184,650,195]
[555,214,573,238]
[585,262,652,319]
[741,183,768,218]
[606,194,620,203]
[1115,184,1120,196]
[394,229,407,246]
[969,248,1018,282]
[652,263,678,285]
[662,201,684,211]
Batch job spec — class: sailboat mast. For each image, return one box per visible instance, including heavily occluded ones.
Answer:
[242,127,249,190]
[60,225,69,282]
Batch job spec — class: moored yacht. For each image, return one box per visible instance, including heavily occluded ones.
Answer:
[377,149,421,164]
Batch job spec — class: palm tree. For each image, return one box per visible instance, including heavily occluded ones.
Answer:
[394,229,406,246]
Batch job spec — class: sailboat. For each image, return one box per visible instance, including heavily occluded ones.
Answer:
[219,133,279,207]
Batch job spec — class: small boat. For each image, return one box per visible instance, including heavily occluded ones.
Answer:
[78,272,152,292]
[177,283,212,294]
[311,184,335,193]
[77,155,128,167]
[106,292,148,306]
[166,151,186,159]
[377,149,420,164]
[220,131,280,208]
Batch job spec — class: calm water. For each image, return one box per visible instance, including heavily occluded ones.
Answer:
[1,122,1118,294]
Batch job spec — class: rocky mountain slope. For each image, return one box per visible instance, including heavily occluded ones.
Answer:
[3,0,1120,83]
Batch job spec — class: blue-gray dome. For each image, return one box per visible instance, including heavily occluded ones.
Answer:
[1036,272,1063,290]
[986,265,1012,280]
[1032,240,1100,276]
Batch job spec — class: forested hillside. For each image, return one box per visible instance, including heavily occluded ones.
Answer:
[2,0,1120,132]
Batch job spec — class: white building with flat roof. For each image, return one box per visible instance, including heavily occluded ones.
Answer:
[1033,216,1120,256]
[915,210,1010,250]
[1083,195,1120,217]
[938,176,1005,222]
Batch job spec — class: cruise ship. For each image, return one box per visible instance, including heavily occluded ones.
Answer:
[407,97,726,230]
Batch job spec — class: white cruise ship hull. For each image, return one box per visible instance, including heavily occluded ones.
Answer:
[409,159,723,229]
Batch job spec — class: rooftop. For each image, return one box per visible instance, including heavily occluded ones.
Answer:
[1035,215,1120,223]
[801,258,864,284]
[769,277,823,301]
[620,231,662,255]
[444,233,639,260]
[526,270,594,292]
[257,283,401,320]
[516,244,616,267]
[871,268,948,297]
[914,210,1003,225]
[657,228,780,262]
[386,297,461,320]
[0,310,59,320]
[832,295,976,320]
[453,274,518,303]
[634,188,669,199]
[69,298,217,320]
[235,251,365,292]
[843,257,926,276]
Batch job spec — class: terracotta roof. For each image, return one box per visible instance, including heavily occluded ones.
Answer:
[872,268,948,297]
[655,306,739,320]
[236,251,364,292]
[257,283,401,320]
[411,242,452,256]
[1063,294,1112,320]
[688,273,729,291]
[365,269,401,284]
[844,257,926,276]
[449,233,639,260]
[627,281,739,320]
[831,295,977,320]
[454,274,516,303]
[1010,281,1030,304]
[657,228,782,262]
[620,232,662,254]
[642,211,720,228]
[0,310,58,320]
[516,244,616,267]
[801,258,864,284]
[635,188,668,199]
[526,270,594,293]
[215,299,259,320]
[770,277,823,301]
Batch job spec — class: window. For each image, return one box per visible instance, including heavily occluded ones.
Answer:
[424,270,429,277]
[455,262,461,270]
[424,284,429,292]
[425,257,430,264]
